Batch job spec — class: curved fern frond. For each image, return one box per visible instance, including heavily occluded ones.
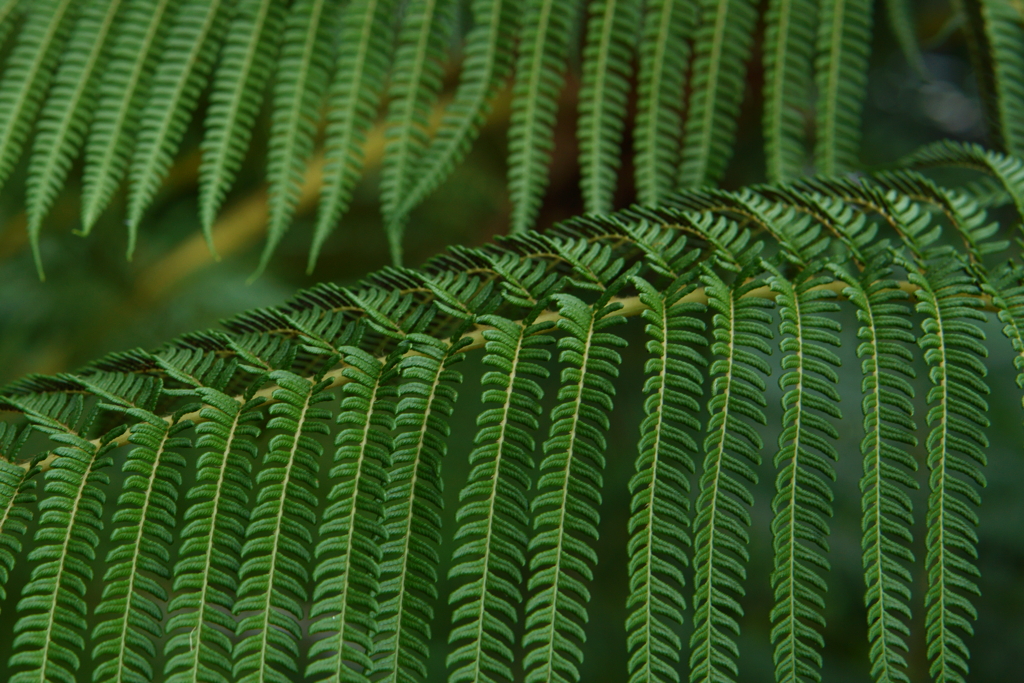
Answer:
[93,399,192,683]
[307,345,397,682]
[523,288,629,683]
[0,425,36,613]
[25,0,123,277]
[233,371,334,683]
[689,261,773,683]
[678,0,757,187]
[162,351,266,683]
[0,0,77,212]
[305,0,399,274]
[506,0,581,235]
[762,0,815,182]
[978,0,1024,155]
[198,0,286,234]
[79,0,178,234]
[814,0,873,174]
[985,261,1024,410]
[447,310,554,683]
[633,0,692,206]
[577,0,640,214]
[626,264,707,683]
[766,265,842,683]
[373,332,469,683]
[126,0,231,257]
[6,389,120,683]
[379,0,457,263]
[384,0,520,239]
[262,0,336,271]
[831,256,918,683]
[887,194,990,683]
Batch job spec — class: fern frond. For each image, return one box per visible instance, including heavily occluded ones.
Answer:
[373,332,468,683]
[984,261,1024,409]
[762,0,815,182]
[126,0,231,257]
[766,266,842,683]
[262,0,336,271]
[506,0,581,235]
[633,0,692,206]
[306,346,397,683]
[162,361,266,683]
[305,0,399,274]
[910,261,989,683]
[447,311,554,683]
[6,391,118,683]
[677,0,757,187]
[814,0,873,174]
[577,0,640,213]
[198,0,286,234]
[900,140,1024,222]
[379,0,457,264]
[831,256,918,683]
[383,0,520,239]
[887,194,990,683]
[626,270,706,683]
[233,371,334,682]
[79,0,178,234]
[25,0,123,276]
[93,405,192,683]
[978,0,1024,155]
[689,265,773,683]
[0,0,77,225]
[523,290,628,683]
[0,425,36,611]
[0,0,24,53]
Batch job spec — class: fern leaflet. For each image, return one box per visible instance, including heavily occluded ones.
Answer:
[762,0,815,182]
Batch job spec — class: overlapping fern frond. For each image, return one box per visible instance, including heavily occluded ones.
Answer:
[6,147,1024,683]
[2,0,1020,272]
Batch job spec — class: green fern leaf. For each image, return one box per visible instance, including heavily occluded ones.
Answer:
[373,332,468,683]
[305,0,399,274]
[626,268,706,683]
[307,346,398,682]
[262,0,337,274]
[6,391,118,683]
[126,0,231,257]
[522,290,628,683]
[814,0,873,174]
[690,263,773,683]
[79,0,179,234]
[0,0,78,224]
[233,371,334,682]
[633,0,692,206]
[0,425,36,612]
[985,261,1024,410]
[577,0,640,213]
[0,0,25,53]
[677,0,757,187]
[383,0,520,239]
[162,362,266,683]
[447,311,554,683]
[766,266,842,683]
[831,256,918,683]
[506,0,582,235]
[92,399,191,683]
[379,0,457,264]
[25,0,124,277]
[198,0,286,234]
[978,0,1024,155]
[762,0,815,182]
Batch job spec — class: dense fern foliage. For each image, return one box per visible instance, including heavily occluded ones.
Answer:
[3,142,1024,682]
[0,0,1015,273]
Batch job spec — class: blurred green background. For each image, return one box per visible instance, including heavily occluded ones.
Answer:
[1,0,1022,679]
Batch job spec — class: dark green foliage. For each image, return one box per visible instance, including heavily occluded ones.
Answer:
[4,158,1024,682]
